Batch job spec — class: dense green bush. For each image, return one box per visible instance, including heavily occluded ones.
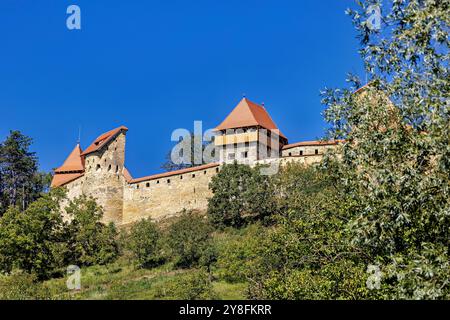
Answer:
[245,164,373,299]
[0,191,119,280]
[65,195,119,267]
[0,272,51,300]
[167,211,214,268]
[0,189,67,279]
[126,218,163,268]
[208,162,276,228]
[216,224,264,283]
[321,0,450,299]
[154,269,216,300]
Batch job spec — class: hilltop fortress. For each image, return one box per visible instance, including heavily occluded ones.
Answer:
[51,98,341,226]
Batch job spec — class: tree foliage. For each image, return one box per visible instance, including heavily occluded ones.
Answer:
[320,0,450,299]
[65,196,119,267]
[0,191,118,279]
[207,162,276,228]
[247,164,373,299]
[0,131,50,215]
[126,218,163,268]
[0,189,67,279]
[167,210,214,268]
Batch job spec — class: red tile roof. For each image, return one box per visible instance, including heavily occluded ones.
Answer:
[51,144,85,187]
[54,144,85,173]
[81,126,128,156]
[130,163,219,184]
[51,173,84,188]
[282,140,344,150]
[216,98,286,139]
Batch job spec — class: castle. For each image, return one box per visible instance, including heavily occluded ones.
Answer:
[51,98,341,226]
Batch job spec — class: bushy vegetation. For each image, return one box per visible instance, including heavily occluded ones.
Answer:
[0,190,119,280]
[208,162,275,228]
[125,218,163,268]
[0,272,51,300]
[0,0,448,300]
[0,131,50,215]
[166,210,215,269]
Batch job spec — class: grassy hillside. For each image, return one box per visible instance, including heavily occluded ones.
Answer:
[43,258,247,300]
[35,225,253,300]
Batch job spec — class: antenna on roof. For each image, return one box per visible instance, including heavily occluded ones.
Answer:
[77,126,81,145]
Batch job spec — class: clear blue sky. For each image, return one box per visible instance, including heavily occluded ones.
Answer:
[0,0,364,178]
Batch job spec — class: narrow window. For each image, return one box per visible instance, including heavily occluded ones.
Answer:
[242,151,248,158]
[116,165,119,173]
[192,174,196,178]
[146,183,150,188]
[216,168,219,173]
[167,179,171,184]
[204,170,207,175]
[300,150,303,156]
[108,164,112,172]
[157,180,160,184]
[288,152,292,157]
[96,164,101,172]
[136,184,140,189]
[315,149,319,155]
[180,175,183,180]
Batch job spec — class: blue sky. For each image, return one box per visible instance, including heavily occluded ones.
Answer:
[0,0,364,178]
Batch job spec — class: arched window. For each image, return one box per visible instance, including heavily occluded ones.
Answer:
[116,166,119,173]
[108,164,112,172]
[96,164,101,172]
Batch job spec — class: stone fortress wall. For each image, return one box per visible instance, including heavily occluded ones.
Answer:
[59,134,337,226]
[52,98,342,226]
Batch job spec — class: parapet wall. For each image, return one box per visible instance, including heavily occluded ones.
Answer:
[122,165,220,225]
[63,149,335,226]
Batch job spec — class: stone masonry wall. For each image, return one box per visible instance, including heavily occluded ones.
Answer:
[122,165,219,225]
[62,137,339,226]
[81,132,127,224]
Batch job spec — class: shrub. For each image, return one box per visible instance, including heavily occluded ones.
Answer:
[167,211,213,268]
[208,162,276,228]
[155,269,216,300]
[65,196,119,266]
[216,224,264,283]
[0,190,67,279]
[126,218,163,268]
[0,272,51,300]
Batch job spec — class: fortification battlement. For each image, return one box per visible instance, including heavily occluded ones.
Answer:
[51,98,341,225]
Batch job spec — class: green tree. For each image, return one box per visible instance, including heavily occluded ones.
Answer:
[321,0,450,299]
[247,164,372,300]
[0,131,50,215]
[167,210,213,268]
[65,195,119,266]
[126,218,163,268]
[0,189,67,279]
[207,162,276,228]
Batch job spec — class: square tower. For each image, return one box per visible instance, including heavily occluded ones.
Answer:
[214,98,288,164]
